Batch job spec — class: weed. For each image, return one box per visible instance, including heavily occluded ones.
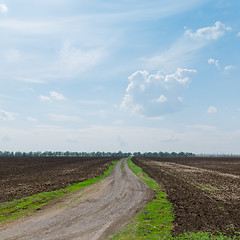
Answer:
[120,159,125,173]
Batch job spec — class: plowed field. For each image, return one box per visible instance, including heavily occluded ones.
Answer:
[132,157,240,237]
[0,156,120,203]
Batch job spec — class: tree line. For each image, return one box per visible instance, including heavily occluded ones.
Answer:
[0,151,195,157]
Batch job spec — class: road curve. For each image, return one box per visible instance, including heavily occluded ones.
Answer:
[0,158,152,240]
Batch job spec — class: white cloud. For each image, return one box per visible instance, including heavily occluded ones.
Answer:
[207,106,217,114]
[185,21,231,40]
[39,91,65,101]
[237,32,240,37]
[48,113,78,122]
[0,4,8,14]
[224,65,234,71]
[50,91,65,100]
[152,95,167,103]
[121,68,196,117]
[0,109,15,120]
[39,95,51,102]
[208,58,219,67]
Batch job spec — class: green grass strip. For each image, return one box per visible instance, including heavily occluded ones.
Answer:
[0,160,119,224]
[120,158,125,173]
[110,158,239,240]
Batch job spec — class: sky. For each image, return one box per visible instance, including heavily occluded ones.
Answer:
[0,0,240,154]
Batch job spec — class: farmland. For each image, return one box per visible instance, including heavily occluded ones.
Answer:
[132,157,240,237]
[0,156,120,203]
[0,158,152,240]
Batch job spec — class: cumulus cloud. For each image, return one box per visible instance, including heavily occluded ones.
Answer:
[207,106,217,114]
[208,58,219,67]
[0,109,15,120]
[0,4,8,14]
[39,91,65,102]
[185,21,231,40]
[121,68,196,117]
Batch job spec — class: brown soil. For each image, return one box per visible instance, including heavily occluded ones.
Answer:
[0,156,120,203]
[132,157,240,237]
[0,159,152,240]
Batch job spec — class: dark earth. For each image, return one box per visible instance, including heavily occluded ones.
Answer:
[132,157,240,237]
[0,156,120,203]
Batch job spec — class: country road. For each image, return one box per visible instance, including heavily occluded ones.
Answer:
[0,158,152,240]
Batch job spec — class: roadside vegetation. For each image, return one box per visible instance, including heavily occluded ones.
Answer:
[0,160,119,224]
[110,158,239,240]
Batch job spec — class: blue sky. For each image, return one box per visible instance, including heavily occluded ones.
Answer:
[0,0,240,153]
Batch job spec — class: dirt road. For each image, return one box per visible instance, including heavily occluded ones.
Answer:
[0,158,152,240]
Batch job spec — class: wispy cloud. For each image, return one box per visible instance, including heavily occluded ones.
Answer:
[39,95,51,102]
[48,113,78,122]
[39,91,65,101]
[207,106,217,114]
[147,21,231,71]
[27,117,37,122]
[50,91,65,100]
[0,109,16,120]
[5,49,20,62]
[0,3,8,14]
[57,42,107,77]
[18,77,45,84]
[77,100,107,105]
[189,125,217,131]
[0,19,57,34]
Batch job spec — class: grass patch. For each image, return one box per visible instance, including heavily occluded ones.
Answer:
[0,160,119,224]
[121,158,125,173]
[192,183,220,192]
